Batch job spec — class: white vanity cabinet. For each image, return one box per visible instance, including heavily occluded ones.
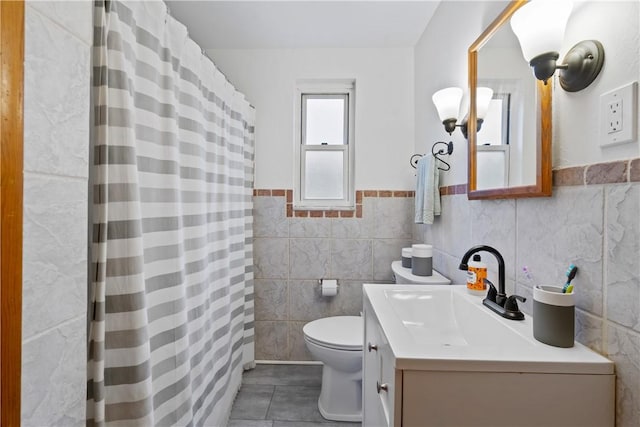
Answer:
[363,299,401,427]
[362,284,615,427]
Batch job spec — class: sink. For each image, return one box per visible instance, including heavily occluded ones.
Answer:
[384,288,533,348]
[364,284,614,374]
[363,284,615,427]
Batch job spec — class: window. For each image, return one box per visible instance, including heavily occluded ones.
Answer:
[294,81,355,209]
[478,93,511,146]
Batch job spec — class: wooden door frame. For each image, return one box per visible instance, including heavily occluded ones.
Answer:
[1,1,24,425]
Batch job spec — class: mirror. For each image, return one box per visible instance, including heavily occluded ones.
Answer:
[467,1,552,199]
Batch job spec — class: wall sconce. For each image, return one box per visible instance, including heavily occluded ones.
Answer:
[510,0,604,92]
[432,87,493,138]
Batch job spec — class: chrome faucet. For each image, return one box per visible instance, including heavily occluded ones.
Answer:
[459,245,525,321]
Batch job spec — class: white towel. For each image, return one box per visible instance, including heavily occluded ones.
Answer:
[414,155,441,224]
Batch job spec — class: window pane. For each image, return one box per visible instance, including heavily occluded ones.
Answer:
[304,96,346,145]
[478,99,503,145]
[477,149,508,190]
[304,150,344,199]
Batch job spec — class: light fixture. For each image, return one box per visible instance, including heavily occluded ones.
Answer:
[432,87,494,138]
[510,0,604,92]
[432,87,463,135]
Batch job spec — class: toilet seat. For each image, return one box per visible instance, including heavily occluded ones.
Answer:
[303,316,362,351]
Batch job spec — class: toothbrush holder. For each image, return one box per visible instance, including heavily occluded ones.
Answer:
[533,285,575,348]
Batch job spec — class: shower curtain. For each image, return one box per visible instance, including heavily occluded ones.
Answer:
[88,1,255,425]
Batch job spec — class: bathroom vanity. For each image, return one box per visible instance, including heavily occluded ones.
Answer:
[362,284,615,427]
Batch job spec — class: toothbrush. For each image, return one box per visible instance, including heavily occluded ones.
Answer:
[522,266,535,286]
[562,264,578,293]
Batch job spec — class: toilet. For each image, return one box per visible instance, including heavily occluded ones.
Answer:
[391,260,451,285]
[303,316,363,422]
[303,262,450,422]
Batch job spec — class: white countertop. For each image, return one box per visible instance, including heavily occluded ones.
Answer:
[364,284,614,375]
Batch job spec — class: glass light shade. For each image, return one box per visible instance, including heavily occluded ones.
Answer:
[510,0,573,62]
[476,87,494,120]
[457,87,494,120]
[432,87,463,122]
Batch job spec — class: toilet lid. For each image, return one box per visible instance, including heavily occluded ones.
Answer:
[303,316,363,351]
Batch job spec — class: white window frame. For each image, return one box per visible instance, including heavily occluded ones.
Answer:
[294,81,355,209]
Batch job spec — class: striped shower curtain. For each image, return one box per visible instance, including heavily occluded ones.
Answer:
[88,1,255,425]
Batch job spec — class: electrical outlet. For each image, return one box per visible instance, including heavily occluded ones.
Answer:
[607,100,622,133]
[600,81,637,147]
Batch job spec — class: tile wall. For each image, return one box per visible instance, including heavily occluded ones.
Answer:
[418,158,640,426]
[22,2,92,425]
[253,191,415,360]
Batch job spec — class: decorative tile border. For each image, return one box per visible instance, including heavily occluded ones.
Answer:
[255,158,639,210]
[437,157,640,196]
[553,157,640,186]
[252,189,415,218]
[439,184,467,196]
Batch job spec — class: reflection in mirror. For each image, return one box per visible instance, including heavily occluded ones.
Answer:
[468,0,552,200]
[476,13,536,190]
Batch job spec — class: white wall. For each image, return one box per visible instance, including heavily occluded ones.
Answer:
[22,1,91,425]
[555,0,640,167]
[207,48,416,190]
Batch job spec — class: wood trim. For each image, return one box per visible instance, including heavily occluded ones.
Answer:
[467,0,553,200]
[0,1,24,426]
[468,0,527,53]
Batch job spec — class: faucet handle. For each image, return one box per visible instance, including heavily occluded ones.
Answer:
[504,294,526,313]
[484,279,497,302]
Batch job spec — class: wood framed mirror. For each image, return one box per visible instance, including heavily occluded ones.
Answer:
[467,0,552,200]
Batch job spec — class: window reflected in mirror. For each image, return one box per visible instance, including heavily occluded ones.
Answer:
[467,0,551,200]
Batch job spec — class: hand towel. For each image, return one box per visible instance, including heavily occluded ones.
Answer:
[414,155,441,224]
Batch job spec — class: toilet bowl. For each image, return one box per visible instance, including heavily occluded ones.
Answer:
[303,316,363,422]
[303,264,450,422]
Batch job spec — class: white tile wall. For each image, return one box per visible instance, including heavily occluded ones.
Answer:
[420,182,640,426]
[253,194,414,360]
[24,5,90,179]
[22,2,91,425]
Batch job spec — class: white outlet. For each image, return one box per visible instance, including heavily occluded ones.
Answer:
[600,81,637,147]
[607,100,622,133]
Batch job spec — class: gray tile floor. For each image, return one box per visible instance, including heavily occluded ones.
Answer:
[228,364,361,427]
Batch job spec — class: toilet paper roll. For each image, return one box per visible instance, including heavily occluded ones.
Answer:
[321,279,338,297]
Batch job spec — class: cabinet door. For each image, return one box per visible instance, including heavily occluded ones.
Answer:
[363,304,388,427]
[378,341,396,426]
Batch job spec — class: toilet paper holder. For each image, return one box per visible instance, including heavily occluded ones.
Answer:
[318,278,339,296]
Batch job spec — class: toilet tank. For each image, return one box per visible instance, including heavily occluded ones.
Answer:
[391,261,451,285]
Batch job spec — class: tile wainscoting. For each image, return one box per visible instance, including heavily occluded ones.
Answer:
[253,189,415,218]
[252,190,415,360]
[253,157,638,423]
[420,157,640,426]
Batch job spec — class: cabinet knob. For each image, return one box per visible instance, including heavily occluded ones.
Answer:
[376,381,388,393]
[368,343,378,352]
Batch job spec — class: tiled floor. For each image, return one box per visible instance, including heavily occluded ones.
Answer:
[227,364,361,427]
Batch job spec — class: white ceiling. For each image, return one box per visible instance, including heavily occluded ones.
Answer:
[166,1,442,49]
